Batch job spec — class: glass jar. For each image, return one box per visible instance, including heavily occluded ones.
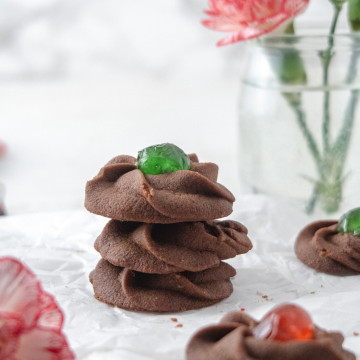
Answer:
[238,34,360,216]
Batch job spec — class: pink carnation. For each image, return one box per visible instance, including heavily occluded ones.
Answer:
[0,257,75,360]
[202,0,310,46]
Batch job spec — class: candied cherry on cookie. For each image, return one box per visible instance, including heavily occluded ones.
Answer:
[186,303,355,360]
[338,207,360,237]
[136,143,190,175]
[253,303,314,342]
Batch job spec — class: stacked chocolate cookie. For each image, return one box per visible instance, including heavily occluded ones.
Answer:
[85,153,252,312]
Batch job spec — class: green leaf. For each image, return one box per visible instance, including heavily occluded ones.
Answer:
[283,21,295,35]
[272,49,307,85]
[349,0,360,31]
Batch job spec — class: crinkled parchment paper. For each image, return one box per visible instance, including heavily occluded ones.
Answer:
[0,195,359,359]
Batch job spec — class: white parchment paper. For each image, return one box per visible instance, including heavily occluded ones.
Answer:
[0,195,359,359]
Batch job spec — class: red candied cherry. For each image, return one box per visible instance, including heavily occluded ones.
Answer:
[253,304,314,342]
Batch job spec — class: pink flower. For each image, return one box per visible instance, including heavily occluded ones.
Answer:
[0,257,75,360]
[202,0,310,46]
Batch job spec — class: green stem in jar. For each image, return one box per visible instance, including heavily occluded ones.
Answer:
[326,22,360,210]
[330,52,360,193]
[272,24,322,175]
[321,6,342,154]
[333,89,359,175]
[266,11,358,214]
[333,37,360,176]
[283,93,322,173]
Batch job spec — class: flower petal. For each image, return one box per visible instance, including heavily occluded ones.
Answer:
[216,15,288,45]
[0,312,24,359]
[203,0,310,45]
[202,16,246,32]
[16,328,75,360]
[0,257,41,328]
[37,292,64,330]
[0,257,74,359]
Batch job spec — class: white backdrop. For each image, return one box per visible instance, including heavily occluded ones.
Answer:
[0,0,349,214]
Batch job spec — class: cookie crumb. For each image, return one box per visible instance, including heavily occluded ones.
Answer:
[171,318,178,322]
[176,324,183,328]
[353,332,359,337]
[310,291,315,294]
[320,249,327,257]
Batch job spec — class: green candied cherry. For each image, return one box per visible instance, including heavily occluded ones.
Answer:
[338,207,360,236]
[136,143,190,175]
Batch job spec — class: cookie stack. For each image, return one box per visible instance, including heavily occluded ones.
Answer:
[85,151,252,312]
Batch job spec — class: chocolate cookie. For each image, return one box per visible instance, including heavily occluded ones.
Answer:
[186,310,355,360]
[94,219,252,274]
[85,154,235,223]
[295,220,360,275]
[89,259,236,312]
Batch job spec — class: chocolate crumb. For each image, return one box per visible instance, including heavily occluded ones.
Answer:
[320,249,328,257]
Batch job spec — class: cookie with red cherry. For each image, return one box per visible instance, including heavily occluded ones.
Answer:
[186,303,355,360]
